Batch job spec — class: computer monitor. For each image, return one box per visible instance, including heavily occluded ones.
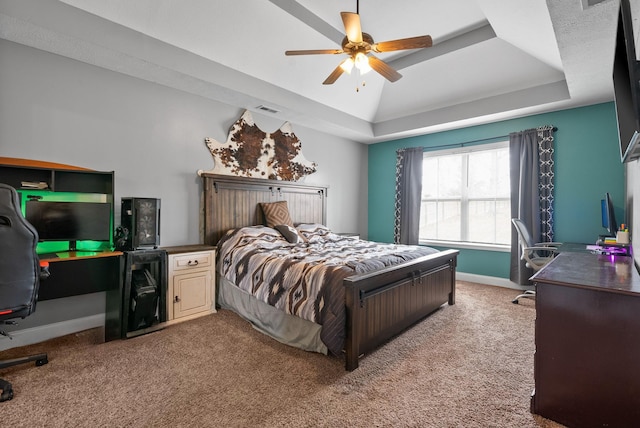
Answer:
[25,200,112,252]
[601,192,618,237]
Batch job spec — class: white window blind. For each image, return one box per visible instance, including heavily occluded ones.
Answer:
[420,142,510,248]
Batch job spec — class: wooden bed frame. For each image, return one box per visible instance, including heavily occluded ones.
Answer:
[201,173,458,370]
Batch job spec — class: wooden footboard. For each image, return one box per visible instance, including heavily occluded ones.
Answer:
[343,249,458,371]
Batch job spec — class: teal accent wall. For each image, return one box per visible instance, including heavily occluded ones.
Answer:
[368,102,625,278]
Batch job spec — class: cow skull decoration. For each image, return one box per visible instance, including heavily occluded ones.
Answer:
[198,110,317,181]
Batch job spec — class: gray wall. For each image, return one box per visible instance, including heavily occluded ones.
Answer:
[0,39,368,347]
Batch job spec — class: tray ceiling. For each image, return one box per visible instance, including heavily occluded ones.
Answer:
[0,0,622,143]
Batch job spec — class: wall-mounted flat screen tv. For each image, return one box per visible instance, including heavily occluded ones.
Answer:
[614,0,640,163]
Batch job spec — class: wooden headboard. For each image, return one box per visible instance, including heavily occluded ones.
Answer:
[200,173,328,245]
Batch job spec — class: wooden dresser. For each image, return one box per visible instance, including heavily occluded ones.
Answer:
[530,251,640,427]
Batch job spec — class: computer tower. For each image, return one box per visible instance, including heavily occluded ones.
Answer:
[128,269,158,331]
[105,249,167,341]
[120,197,160,250]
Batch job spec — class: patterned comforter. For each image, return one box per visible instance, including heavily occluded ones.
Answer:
[216,224,439,355]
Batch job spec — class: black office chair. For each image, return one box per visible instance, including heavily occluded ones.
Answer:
[512,218,561,304]
[0,183,49,402]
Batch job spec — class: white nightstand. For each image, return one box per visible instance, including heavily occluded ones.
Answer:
[163,245,216,325]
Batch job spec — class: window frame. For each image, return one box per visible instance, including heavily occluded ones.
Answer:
[419,141,511,252]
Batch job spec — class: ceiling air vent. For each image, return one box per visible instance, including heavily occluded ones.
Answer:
[256,105,279,114]
[580,0,607,9]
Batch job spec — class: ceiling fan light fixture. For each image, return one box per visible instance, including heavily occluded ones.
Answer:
[354,52,371,74]
[340,57,355,74]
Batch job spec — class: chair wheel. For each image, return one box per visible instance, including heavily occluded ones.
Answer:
[0,380,13,402]
[0,388,13,402]
[35,357,48,366]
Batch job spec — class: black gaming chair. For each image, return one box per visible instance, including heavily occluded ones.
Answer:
[0,183,49,402]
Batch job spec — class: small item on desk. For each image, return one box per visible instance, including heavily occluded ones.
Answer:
[617,224,630,244]
[20,181,48,189]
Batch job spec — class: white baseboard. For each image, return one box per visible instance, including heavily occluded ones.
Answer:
[456,272,532,291]
[0,314,104,351]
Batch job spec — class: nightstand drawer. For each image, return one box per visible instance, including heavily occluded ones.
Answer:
[171,251,213,271]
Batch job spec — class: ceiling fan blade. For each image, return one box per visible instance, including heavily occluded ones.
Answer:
[341,12,363,44]
[285,49,343,56]
[368,55,402,82]
[373,35,433,52]
[323,63,346,85]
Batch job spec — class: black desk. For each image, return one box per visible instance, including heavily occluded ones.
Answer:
[37,251,122,300]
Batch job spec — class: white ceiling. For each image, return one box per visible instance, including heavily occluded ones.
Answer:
[0,0,623,143]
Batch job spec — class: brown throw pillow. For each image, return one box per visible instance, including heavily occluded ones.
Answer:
[260,201,293,228]
[274,224,306,243]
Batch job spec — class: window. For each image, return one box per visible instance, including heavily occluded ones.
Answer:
[420,142,510,248]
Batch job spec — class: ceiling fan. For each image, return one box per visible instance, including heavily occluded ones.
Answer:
[284,1,433,85]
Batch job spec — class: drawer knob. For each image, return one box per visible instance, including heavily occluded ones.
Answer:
[187,260,199,266]
[174,296,180,303]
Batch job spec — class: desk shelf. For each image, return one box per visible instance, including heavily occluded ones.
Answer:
[0,158,114,195]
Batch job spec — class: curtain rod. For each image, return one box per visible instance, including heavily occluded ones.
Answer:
[421,126,557,152]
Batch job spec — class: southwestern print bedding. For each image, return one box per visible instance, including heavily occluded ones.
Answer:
[216,224,439,355]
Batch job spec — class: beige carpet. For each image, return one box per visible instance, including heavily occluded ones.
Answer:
[0,281,564,427]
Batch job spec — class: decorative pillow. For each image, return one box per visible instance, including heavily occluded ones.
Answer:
[296,223,331,241]
[274,224,307,244]
[260,201,293,228]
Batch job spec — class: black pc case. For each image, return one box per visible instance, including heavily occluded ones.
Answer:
[120,197,160,250]
[128,268,158,331]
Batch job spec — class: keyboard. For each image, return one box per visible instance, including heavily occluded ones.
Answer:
[71,251,100,258]
[38,250,104,260]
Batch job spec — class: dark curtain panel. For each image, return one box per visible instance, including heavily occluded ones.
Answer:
[509,126,555,285]
[537,127,556,242]
[394,147,423,244]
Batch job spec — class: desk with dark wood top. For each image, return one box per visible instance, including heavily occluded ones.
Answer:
[530,251,640,427]
[38,251,122,300]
